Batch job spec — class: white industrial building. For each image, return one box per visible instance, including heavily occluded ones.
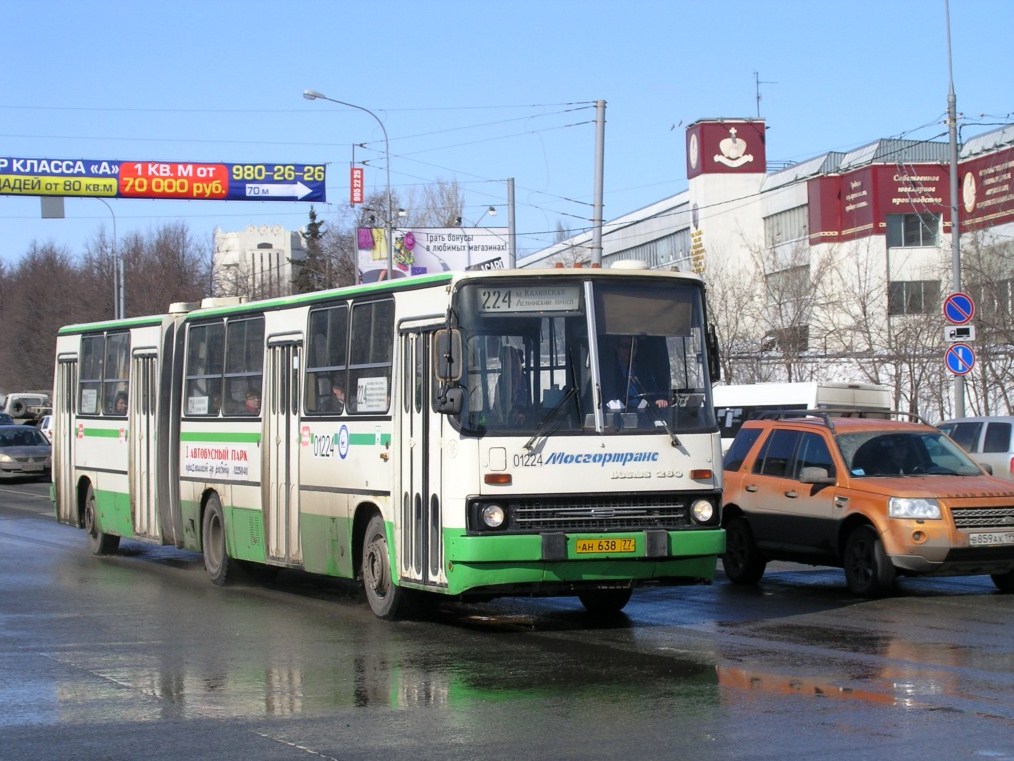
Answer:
[522,119,1014,417]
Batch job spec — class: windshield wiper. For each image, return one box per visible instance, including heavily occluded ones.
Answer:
[524,386,577,452]
[630,391,681,448]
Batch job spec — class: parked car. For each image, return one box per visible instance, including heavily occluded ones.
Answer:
[938,416,1014,482]
[0,392,51,424]
[0,412,14,426]
[37,415,54,443]
[721,410,1014,596]
[0,424,52,481]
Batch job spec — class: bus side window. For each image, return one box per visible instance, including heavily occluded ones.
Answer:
[185,322,225,417]
[79,334,104,415]
[348,299,394,414]
[305,304,349,415]
[224,317,264,416]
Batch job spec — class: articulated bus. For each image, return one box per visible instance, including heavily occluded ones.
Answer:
[52,266,725,618]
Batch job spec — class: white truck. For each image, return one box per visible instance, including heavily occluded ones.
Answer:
[0,392,52,424]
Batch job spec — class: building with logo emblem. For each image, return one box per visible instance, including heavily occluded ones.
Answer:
[523,119,1014,417]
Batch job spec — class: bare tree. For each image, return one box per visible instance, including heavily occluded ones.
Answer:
[960,232,1014,415]
[0,243,84,391]
[746,240,835,383]
[402,178,464,228]
[703,250,765,384]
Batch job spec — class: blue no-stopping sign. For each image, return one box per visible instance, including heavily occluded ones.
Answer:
[944,343,975,375]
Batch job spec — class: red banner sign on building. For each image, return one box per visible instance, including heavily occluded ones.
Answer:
[350,166,364,205]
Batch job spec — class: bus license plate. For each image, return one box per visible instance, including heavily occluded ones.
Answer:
[969,531,1014,546]
[575,538,636,554]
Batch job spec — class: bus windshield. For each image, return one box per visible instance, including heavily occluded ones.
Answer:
[452,278,716,436]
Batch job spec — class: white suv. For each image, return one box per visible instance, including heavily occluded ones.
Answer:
[939,416,1014,481]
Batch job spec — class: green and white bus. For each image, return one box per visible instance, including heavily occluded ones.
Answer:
[52,266,725,618]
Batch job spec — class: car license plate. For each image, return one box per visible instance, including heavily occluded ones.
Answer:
[22,462,42,472]
[969,531,1014,546]
[575,538,636,554]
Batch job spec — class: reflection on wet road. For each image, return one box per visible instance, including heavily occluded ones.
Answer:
[2,481,1014,760]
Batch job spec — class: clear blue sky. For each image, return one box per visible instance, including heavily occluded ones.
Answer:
[2,0,1011,268]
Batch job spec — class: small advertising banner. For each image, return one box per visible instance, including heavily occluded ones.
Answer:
[357,226,509,282]
[350,166,364,205]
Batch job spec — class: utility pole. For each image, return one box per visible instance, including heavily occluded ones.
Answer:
[591,100,605,266]
[945,0,964,417]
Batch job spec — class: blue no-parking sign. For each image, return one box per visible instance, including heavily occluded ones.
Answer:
[943,292,975,325]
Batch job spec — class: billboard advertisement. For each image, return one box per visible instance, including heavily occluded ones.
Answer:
[357,226,510,282]
[0,156,326,202]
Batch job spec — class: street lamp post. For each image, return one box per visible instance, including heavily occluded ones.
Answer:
[97,199,122,319]
[303,89,394,279]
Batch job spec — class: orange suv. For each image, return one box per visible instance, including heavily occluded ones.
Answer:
[721,411,1014,596]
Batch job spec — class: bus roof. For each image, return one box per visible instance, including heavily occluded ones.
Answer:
[56,267,706,330]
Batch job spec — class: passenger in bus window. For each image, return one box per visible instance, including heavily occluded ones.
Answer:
[113,391,128,415]
[244,388,261,415]
[322,379,345,414]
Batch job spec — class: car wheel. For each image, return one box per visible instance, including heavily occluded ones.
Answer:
[83,484,120,555]
[722,516,767,584]
[362,514,405,620]
[990,570,1014,592]
[843,525,895,597]
[578,587,633,616]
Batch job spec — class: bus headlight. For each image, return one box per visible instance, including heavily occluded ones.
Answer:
[481,504,506,529]
[690,499,715,524]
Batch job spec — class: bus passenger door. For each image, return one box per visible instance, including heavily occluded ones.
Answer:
[130,351,160,540]
[398,329,445,588]
[264,339,302,565]
[54,356,77,525]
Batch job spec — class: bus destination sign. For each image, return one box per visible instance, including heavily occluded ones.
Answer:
[0,157,326,202]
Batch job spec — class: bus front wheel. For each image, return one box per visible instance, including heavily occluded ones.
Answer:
[83,484,119,555]
[202,495,233,586]
[362,514,404,620]
[578,587,632,616]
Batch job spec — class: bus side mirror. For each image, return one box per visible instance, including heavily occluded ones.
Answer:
[434,385,463,415]
[706,325,721,382]
[433,329,462,382]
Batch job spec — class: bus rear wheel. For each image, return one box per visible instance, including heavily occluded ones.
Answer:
[83,484,119,555]
[202,494,233,586]
[362,514,404,620]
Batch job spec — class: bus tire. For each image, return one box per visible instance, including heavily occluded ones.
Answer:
[83,484,120,555]
[202,494,232,586]
[578,587,632,616]
[362,514,404,620]
[843,525,895,597]
[722,516,766,584]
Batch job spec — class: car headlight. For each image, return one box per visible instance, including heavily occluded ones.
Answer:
[0,454,12,463]
[888,497,941,519]
[690,498,715,524]
[481,504,506,529]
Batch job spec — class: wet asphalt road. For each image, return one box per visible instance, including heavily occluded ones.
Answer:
[2,479,1013,761]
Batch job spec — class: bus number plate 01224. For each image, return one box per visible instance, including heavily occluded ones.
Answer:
[575,538,636,554]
